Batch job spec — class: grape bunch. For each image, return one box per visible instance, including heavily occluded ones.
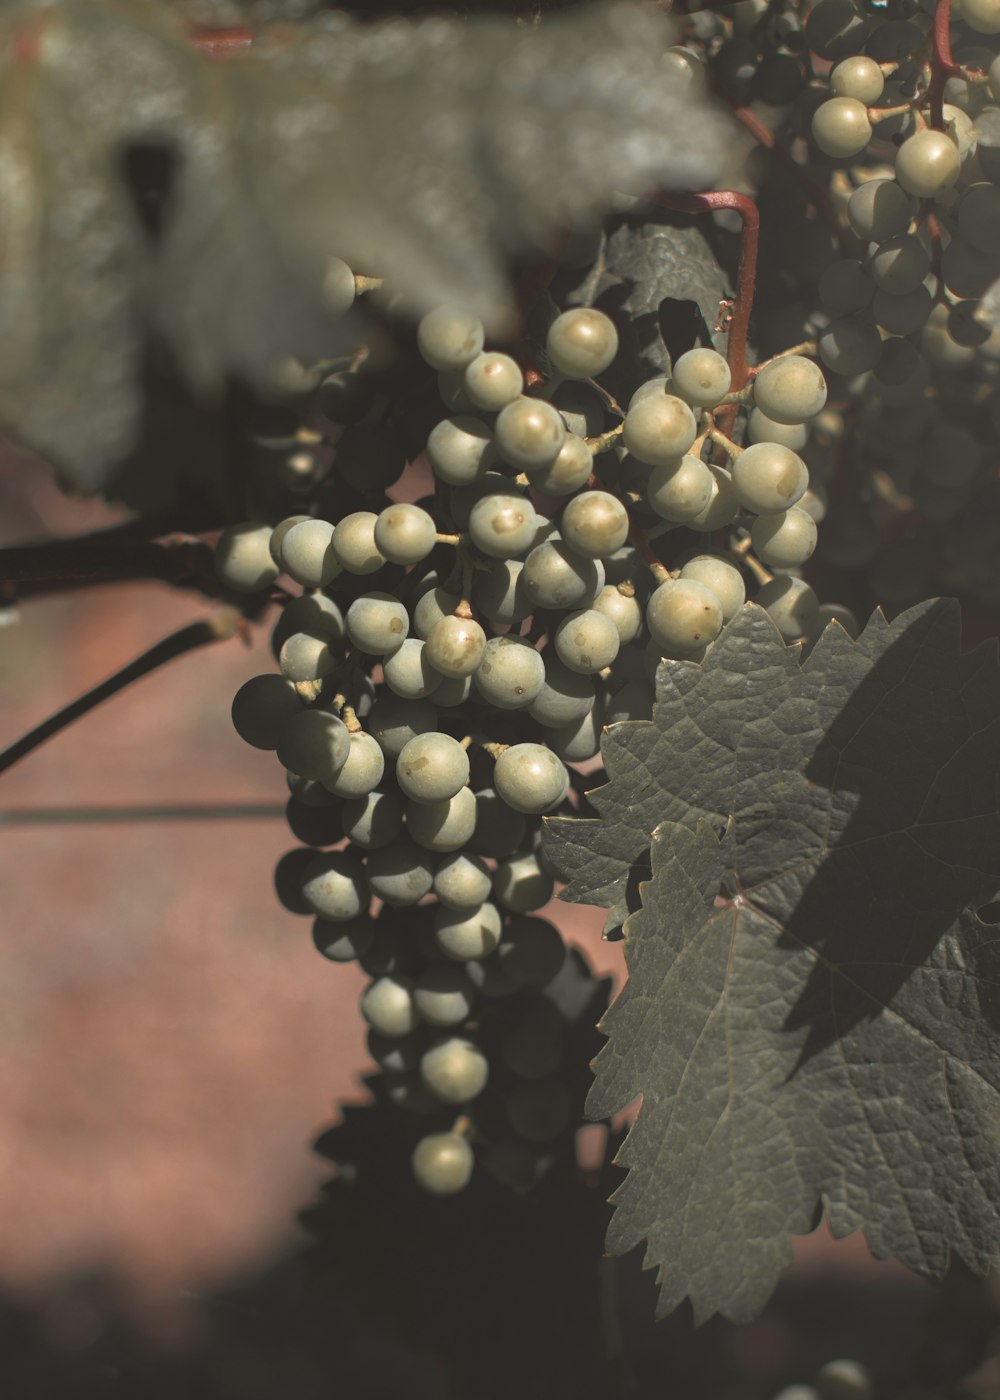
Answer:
[216,285,834,1194]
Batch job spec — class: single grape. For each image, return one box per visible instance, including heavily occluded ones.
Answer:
[396,732,470,803]
[804,0,870,58]
[346,593,409,654]
[524,432,595,497]
[426,415,495,486]
[449,470,516,529]
[474,635,546,709]
[324,730,385,800]
[413,967,476,1028]
[670,348,732,409]
[815,1359,874,1400]
[468,788,527,859]
[751,507,819,568]
[798,483,828,523]
[360,974,419,1037]
[548,705,605,762]
[468,493,539,560]
[628,375,670,408]
[679,555,746,622]
[272,593,345,652]
[747,409,808,452]
[546,307,619,380]
[412,585,459,640]
[494,743,569,814]
[869,233,930,296]
[895,128,961,197]
[411,1131,474,1195]
[818,313,883,375]
[506,1076,572,1142]
[231,674,301,750]
[812,96,872,157]
[591,583,643,644]
[521,541,603,610]
[752,355,827,424]
[268,514,310,566]
[406,786,478,853]
[365,837,436,906]
[366,695,438,759]
[559,490,629,559]
[278,519,340,589]
[527,652,596,729]
[416,305,485,371]
[381,638,441,701]
[312,914,375,964]
[493,851,554,914]
[214,522,281,593]
[553,608,621,674]
[687,463,740,532]
[494,397,567,470]
[732,441,809,514]
[433,852,493,910]
[301,849,368,921]
[622,394,698,466]
[754,575,821,641]
[829,54,884,102]
[846,178,915,242]
[962,0,1000,31]
[471,560,529,626]
[646,453,715,523]
[424,614,487,678]
[332,512,385,576]
[420,1036,489,1104]
[342,788,404,849]
[434,901,503,960]
[278,632,337,684]
[373,503,437,566]
[872,284,932,336]
[275,708,351,782]
[462,351,524,412]
[817,258,873,315]
[646,579,723,657]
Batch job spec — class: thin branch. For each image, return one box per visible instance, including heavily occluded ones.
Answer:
[0,534,221,600]
[0,803,286,826]
[0,608,245,777]
[929,0,959,128]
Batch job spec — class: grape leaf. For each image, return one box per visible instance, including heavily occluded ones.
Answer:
[543,600,1000,1320]
[0,0,734,491]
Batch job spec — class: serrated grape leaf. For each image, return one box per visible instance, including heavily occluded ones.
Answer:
[0,0,734,491]
[543,600,1000,1320]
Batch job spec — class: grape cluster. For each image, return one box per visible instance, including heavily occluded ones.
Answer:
[218,289,833,1194]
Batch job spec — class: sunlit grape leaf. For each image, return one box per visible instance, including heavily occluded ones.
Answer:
[544,599,1000,1321]
[0,0,734,491]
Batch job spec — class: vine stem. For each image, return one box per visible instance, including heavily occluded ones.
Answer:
[0,608,245,777]
[0,527,224,601]
[729,106,842,234]
[929,0,959,129]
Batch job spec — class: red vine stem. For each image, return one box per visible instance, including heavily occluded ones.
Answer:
[929,0,959,128]
[191,26,255,57]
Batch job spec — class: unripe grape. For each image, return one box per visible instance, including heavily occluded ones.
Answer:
[313,915,375,964]
[373,503,437,565]
[895,129,961,197]
[396,732,470,803]
[494,852,555,914]
[494,397,567,470]
[646,453,714,523]
[811,96,872,158]
[560,490,629,559]
[301,849,367,921]
[279,519,340,588]
[426,415,495,485]
[747,409,808,452]
[752,355,827,424]
[414,967,476,1028]
[361,975,419,1037]
[231,674,301,750]
[546,307,619,379]
[679,555,746,622]
[434,901,503,960]
[754,575,821,641]
[592,583,643,644]
[424,614,487,678]
[869,234,930,296]
[420,1037,489,1104]
[962,0,1000,30]
[346,593,409,654]
[494,743,570,814]
[411,1132,474,1195]
[474,635,545,709]
[872,285,932,336]
[521,541,603,611]
[332,512,385,575]
[819,312,883,375]
[215,522,281,593]
[468,493,539,560]
[433,852,493,910]
[275,709,351,782]
[406,786,478,853]
[646,579,724,656]
[417,305,485,371]
[462,351,524,412]
[342,788,404,849]
[670,348,731,408]
[750,506,818,567]
[524,432,594,496]
[324,731,385,800]
[830,54,884,103]
[268,515,310,566]
[732,442,809,514]
[553,608,621,674]
[687,463,741,533]
[846,179,916,242]
[623,394,698,466]
[365,838,435,906]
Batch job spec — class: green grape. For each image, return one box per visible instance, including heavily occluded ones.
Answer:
[798,483,828,523]
[332,512,386,576]
[747,409,808,452]
[548,704,605,762]
[962,0,1000,31]
[268,514,310,566]
[365,837,435,906]
[396,732,470,803]
[434,901,503,960]
[413,586,460,640]
[753,355,827,424]
[751,507,819,568]
[670,348,731,409]
[360,974,419,1037]
[869,233,930,295]
[496,915,566,986]
[472,559,530,626]
[527,652,596,728]
[420,1036,489,1103]
[524,432,595,496]
[411,1131,474,1195]
[815,1359,874,1400]
[818,258,873,315]
[313,914,375,964]
[425,415,496,486]
[846,178,915,243]
[646,579,723,656]
[546,306,619,379]
[278,632,337,684]
[521,541,603,611]
[273,593,345,650]
[687,463,740,533]
[301,849,368,921]
[406,786,478,853]
[592,582,643,644]
[818,312,883,375]
[501,1002,564,1078]
[506,1076,572,1142]
[366,695,438,759]
[323,255,356,314]
[417,305,485,371]
[277,519,339,589]
[342,788,404,849]
[895,128,961,197]
[424,614,487,678]
[622,394,698,466]
[646,453,715,523]
[679,555,746,622]
[433,852,493,910]
[872,284,932,336]
[560,490,629,559]
[414,967,476,1027]
[450,470,518,529]
[830,54,884,102]
[468,788,527,859]
[662,44,707,89]
[754,575,821,641]
[324,731,385,800]
[373,503,437,566]
[286,771,341,808]
[732,441,809,514]
[231,674,301,750]
[628,375,670,408]
[494,743,570,814]
[474,635,545,709]
[382,639,441,701]
[214,522,281,593]
[493,851,554,913]
[468,493,539,560]
[494,397,567,470]
[811,96,872,158]
[275,709,351,782]
[346,593,409,655]
[553,608,620,674]
[462,351,524,412]
[804,0,870,58]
